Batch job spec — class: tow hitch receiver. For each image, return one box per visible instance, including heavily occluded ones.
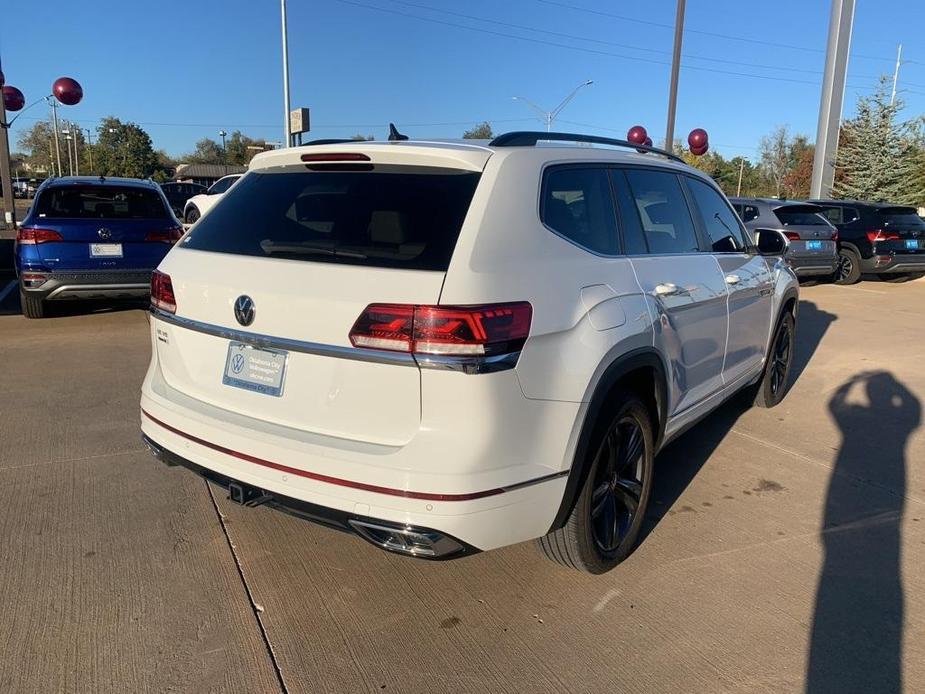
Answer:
[228,481,271,507]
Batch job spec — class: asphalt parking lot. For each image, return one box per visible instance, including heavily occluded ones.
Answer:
[1,278,924,694]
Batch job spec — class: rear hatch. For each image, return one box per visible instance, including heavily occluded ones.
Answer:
[772,204,837,258]
[872,207,925,255]
[28,182,181,271]
[153,149,487,446]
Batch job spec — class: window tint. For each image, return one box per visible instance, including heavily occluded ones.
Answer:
[742,205,759,223]
[623,169,700,254]
[820,206,859,225]
[209,176,238,194]
[182,169,481,270]
[774,206,830,226]
[542,167,618,255]
[686,178,747,252]
[879,207,925,228]
[35,185,169,220]
[611,170,648,255]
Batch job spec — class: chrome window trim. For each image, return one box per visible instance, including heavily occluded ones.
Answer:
[150,308,520,373]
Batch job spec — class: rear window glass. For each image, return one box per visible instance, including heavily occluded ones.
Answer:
[774,207,828,226]
[35,185,169,220]
[181,170,481,270]
[880,208,925,228]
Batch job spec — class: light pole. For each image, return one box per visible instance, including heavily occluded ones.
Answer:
[281,0,292,147]
[664,0,686,149]
[82,127,93,173]
[512,79,594,132]
[62,127,75,175]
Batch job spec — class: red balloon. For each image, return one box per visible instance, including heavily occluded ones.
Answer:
[2,85,25,112]
[53,77,83,106]
[687,128,708,150]
[644,136,653,147]
[691,143,709,156]
[627,125,648,145]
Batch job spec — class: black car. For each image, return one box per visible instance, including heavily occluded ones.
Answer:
[810,200,925,284]
[159,182,206,218]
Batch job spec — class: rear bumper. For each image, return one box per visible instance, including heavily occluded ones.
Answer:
[142,433,479,559]
[20,269,153,301]
[859,254,925,274]
[788,255,837,277]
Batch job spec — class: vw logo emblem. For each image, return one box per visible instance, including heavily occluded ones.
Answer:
[234,295,255,326]
[97,228,112,240]
[231,353,246,374]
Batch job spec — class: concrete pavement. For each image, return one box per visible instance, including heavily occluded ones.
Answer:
[1,280,923,693]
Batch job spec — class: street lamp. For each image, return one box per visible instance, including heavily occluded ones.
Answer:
[512,80,593,132]
[0,69,83,227]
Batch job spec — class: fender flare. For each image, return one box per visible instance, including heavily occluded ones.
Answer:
[547,347,669,532]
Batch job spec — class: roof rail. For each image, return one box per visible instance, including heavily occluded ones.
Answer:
[488,131,684,163]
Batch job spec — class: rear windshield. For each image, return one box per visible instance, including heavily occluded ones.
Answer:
[35,185,169,220]
[181,170,481,270]
[880,208,925,228]
[774,206,828,226]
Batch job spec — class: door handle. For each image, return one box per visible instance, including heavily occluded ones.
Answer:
[725,274,741,285]
[654,283,680,296]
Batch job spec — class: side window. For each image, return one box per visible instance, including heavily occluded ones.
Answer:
[611,170,649,255]
[541,167,619,255]
[685,177,747,253]
[743,205,759,223]
[820,206,842,225]
[209,177,235,195]
[623,169,700,254]
[843,207,860,223]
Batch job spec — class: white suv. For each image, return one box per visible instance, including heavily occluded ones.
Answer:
[182,174,242,224]
[141,132,798,574]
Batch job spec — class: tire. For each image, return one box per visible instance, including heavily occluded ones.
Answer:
[537,392,655,574]
[20,290,46,319]
[880,272,925,283]
[752,312,795,408]
[834,248,861,285]
[184,207,200,224]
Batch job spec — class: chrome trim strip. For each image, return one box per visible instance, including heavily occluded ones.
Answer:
[500,469,570,493]
[47,283,150,299]
[151,308,417,366]
[150,308,522,373]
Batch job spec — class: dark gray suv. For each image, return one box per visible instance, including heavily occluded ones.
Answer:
[730,198,838,279]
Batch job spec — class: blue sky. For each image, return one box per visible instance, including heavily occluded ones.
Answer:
[4,0,925,161]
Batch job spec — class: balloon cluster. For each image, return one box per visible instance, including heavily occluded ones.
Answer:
[2,75,83,113]
[625,125,710,156]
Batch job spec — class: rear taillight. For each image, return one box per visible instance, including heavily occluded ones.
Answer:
[16,228,63,244]
[867,229,900,242]
[145,226,184,244]
[783,231,801,241]
[349,302,533,357]
[151,270,176,314]
[21,273,48,288]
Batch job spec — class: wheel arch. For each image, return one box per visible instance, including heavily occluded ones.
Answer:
[547,347,668,532]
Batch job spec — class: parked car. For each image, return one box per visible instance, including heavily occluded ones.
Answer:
[182,174,242,224]
[730,198,838,280]
[141,132,798,574]
[159,181,206,218]
[808,200,925,284]
[15,176,184,319]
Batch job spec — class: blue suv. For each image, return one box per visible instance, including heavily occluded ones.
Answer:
[15,176,184,318]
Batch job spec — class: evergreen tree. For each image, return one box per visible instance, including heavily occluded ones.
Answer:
[833,78,922,204]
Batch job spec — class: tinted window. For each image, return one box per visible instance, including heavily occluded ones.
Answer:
[35,185,169,220]
[611,170,648,255]
[820,206,859,225]
[542,167,618,255]
[879,207,925,228]
[623,169,699,254]
[686,178,747,252]
[774,206,829,226]
[742,205,759,223]
[208,176,238,194]
[182,170,480,270]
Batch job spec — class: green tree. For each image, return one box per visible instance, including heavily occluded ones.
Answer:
[462,122,493,139]
[93,117,159,178]
[16,117,87,176]
[350,134,375,141]
[224,131,268,166]
[183,138,225,165]
[833,77,924,204]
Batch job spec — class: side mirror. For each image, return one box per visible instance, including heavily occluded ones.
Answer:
[755,228,789,256]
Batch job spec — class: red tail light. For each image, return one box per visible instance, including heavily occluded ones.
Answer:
[301,152,371,162]
[783,231,801,241]
[867,229,899,242]
[151,270,176,314]
[145,226,184,243]
[349,303,533,356]
[17,228,63,244]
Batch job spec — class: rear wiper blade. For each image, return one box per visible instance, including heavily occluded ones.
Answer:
[259,241,367,259]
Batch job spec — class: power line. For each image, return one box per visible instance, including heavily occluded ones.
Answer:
[383,0,880,80]
[333,0,875,89]
[10,115,534,130]
[534,0,902,65]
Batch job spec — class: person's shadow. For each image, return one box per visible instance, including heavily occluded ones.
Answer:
[805,371,921,693]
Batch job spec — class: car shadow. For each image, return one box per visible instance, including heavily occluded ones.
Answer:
[804,371,919,694]
[0,284,147,318]
[640,299,836,542]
